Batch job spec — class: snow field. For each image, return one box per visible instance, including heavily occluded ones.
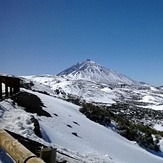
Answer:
[25,90,163,163]
[1,88,163,162]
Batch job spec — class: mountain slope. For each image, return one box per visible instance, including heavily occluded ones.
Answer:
[57,60,138,85]
[1,89,163,163]
[22,74,163,109]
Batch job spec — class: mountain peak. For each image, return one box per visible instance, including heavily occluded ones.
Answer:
[86,59,91,61]
[57,60,138,85]
[81,59,95,64]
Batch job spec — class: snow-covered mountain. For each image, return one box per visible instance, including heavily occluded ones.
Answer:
[1,60,163,162]
[57,59,138,85]
[1,89,163,163]
[23,60,163,108]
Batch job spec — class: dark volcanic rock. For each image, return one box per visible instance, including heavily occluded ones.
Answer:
[11,92,51,117]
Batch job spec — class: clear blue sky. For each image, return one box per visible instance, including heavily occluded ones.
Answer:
[0,0,163,86]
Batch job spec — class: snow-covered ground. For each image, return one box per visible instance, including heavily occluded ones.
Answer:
[2,83,5,93]
[153,124,163,131]
[1,89,163,163]
[23,74,163,111]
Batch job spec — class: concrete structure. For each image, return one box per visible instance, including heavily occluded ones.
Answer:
[0,76,20,99]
